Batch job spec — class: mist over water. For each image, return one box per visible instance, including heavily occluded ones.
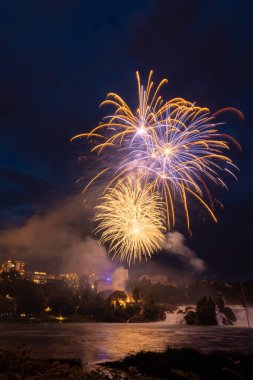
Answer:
[231,306,253,327]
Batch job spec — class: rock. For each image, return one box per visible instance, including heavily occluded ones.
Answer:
[216,296,236,324]
[185,310,198,325]
[223,306,236,322]
[142,301,165,322]
[197,296,217,325]
[216,296,225,312]
[185,306,194,312]
[127,314,143,323]
[185,297,236,326]
[222,316,233,325]
[177,309,184,314]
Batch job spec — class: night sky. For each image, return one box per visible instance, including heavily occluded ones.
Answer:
[0,0,252,279]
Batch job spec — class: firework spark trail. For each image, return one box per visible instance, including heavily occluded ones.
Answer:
[71,70,241,262]
[123,102,237,230]
[94,179,166,264]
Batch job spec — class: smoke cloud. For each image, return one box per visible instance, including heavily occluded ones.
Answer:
[0,195,205,281]
[112,267,128,291]
[162,231,206,273]
[0,195,116,277]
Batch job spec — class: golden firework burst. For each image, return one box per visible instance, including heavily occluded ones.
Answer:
[94,179,166,264]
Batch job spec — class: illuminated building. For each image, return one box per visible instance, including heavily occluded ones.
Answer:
[59,273,79,288]
[107,290,134,308]
[96,277,113,293]
[14,261,25,276]
[88,273,96,290]
[1,260,26,276]
[79,272,96,291]
[2,261,14,272]
[33,271,47,284]
[126,294,134,303]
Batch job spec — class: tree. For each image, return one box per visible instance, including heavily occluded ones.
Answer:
[48,295,75,315]
[142,301,161,321]
[132,287,140,303]
[0,296,15,315]
[1,270,21,282]
[17,285,46,315]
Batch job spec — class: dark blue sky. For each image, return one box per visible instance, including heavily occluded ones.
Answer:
[0,0,252,278]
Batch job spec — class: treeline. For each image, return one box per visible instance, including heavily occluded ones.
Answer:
[0,271,161,322]
[126,278,253,305]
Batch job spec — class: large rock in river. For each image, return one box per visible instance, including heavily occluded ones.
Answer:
[185,296,218,325]
[197,296,217,325]
[185,310,198,325]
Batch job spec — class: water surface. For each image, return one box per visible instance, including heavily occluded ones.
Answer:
[0,322,252,363]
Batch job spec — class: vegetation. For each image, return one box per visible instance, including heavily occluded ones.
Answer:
[132,287,140,303]
[0,347,156,379]
[0,269,249,323]
[0,270,163,323]
[103,346,253,379]
[2,346,253,379]
[126,277,253,305]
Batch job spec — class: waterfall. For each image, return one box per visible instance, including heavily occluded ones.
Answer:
[163,306,195,325]
[232,306,253,327]
[162,305,253,326]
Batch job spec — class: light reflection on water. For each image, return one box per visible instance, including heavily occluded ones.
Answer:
[0,322,252,363]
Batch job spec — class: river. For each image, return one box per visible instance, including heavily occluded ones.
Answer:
[0,311,253,363]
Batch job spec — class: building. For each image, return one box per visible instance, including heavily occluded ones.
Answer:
[47,274,58,282]
[88,273,96,291]
[1,260,25,276]
[79,272,96,291]
[59,273,79,289]
[96,277,113,293]
[2,261,14,272]
[14,261,25,276]
[138,274,169,285]
[33,271,47,284]
[109,290,127,308]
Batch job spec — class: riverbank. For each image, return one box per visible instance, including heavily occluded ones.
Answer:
[1,346,253,380]
[0,313,165,323]
[102,346,253,379]
[0,347,158,379]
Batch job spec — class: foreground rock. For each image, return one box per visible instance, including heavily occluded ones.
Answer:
[0,347,155,379]
[103,346,253,380]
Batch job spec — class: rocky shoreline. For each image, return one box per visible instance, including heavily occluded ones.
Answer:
[102,346,253,379]
[2,345,253,380]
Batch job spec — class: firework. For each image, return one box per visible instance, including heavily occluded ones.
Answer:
[71,70,169,153]
[72,71,240,234]
[94,179,166,264]
[125,99,241,231]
